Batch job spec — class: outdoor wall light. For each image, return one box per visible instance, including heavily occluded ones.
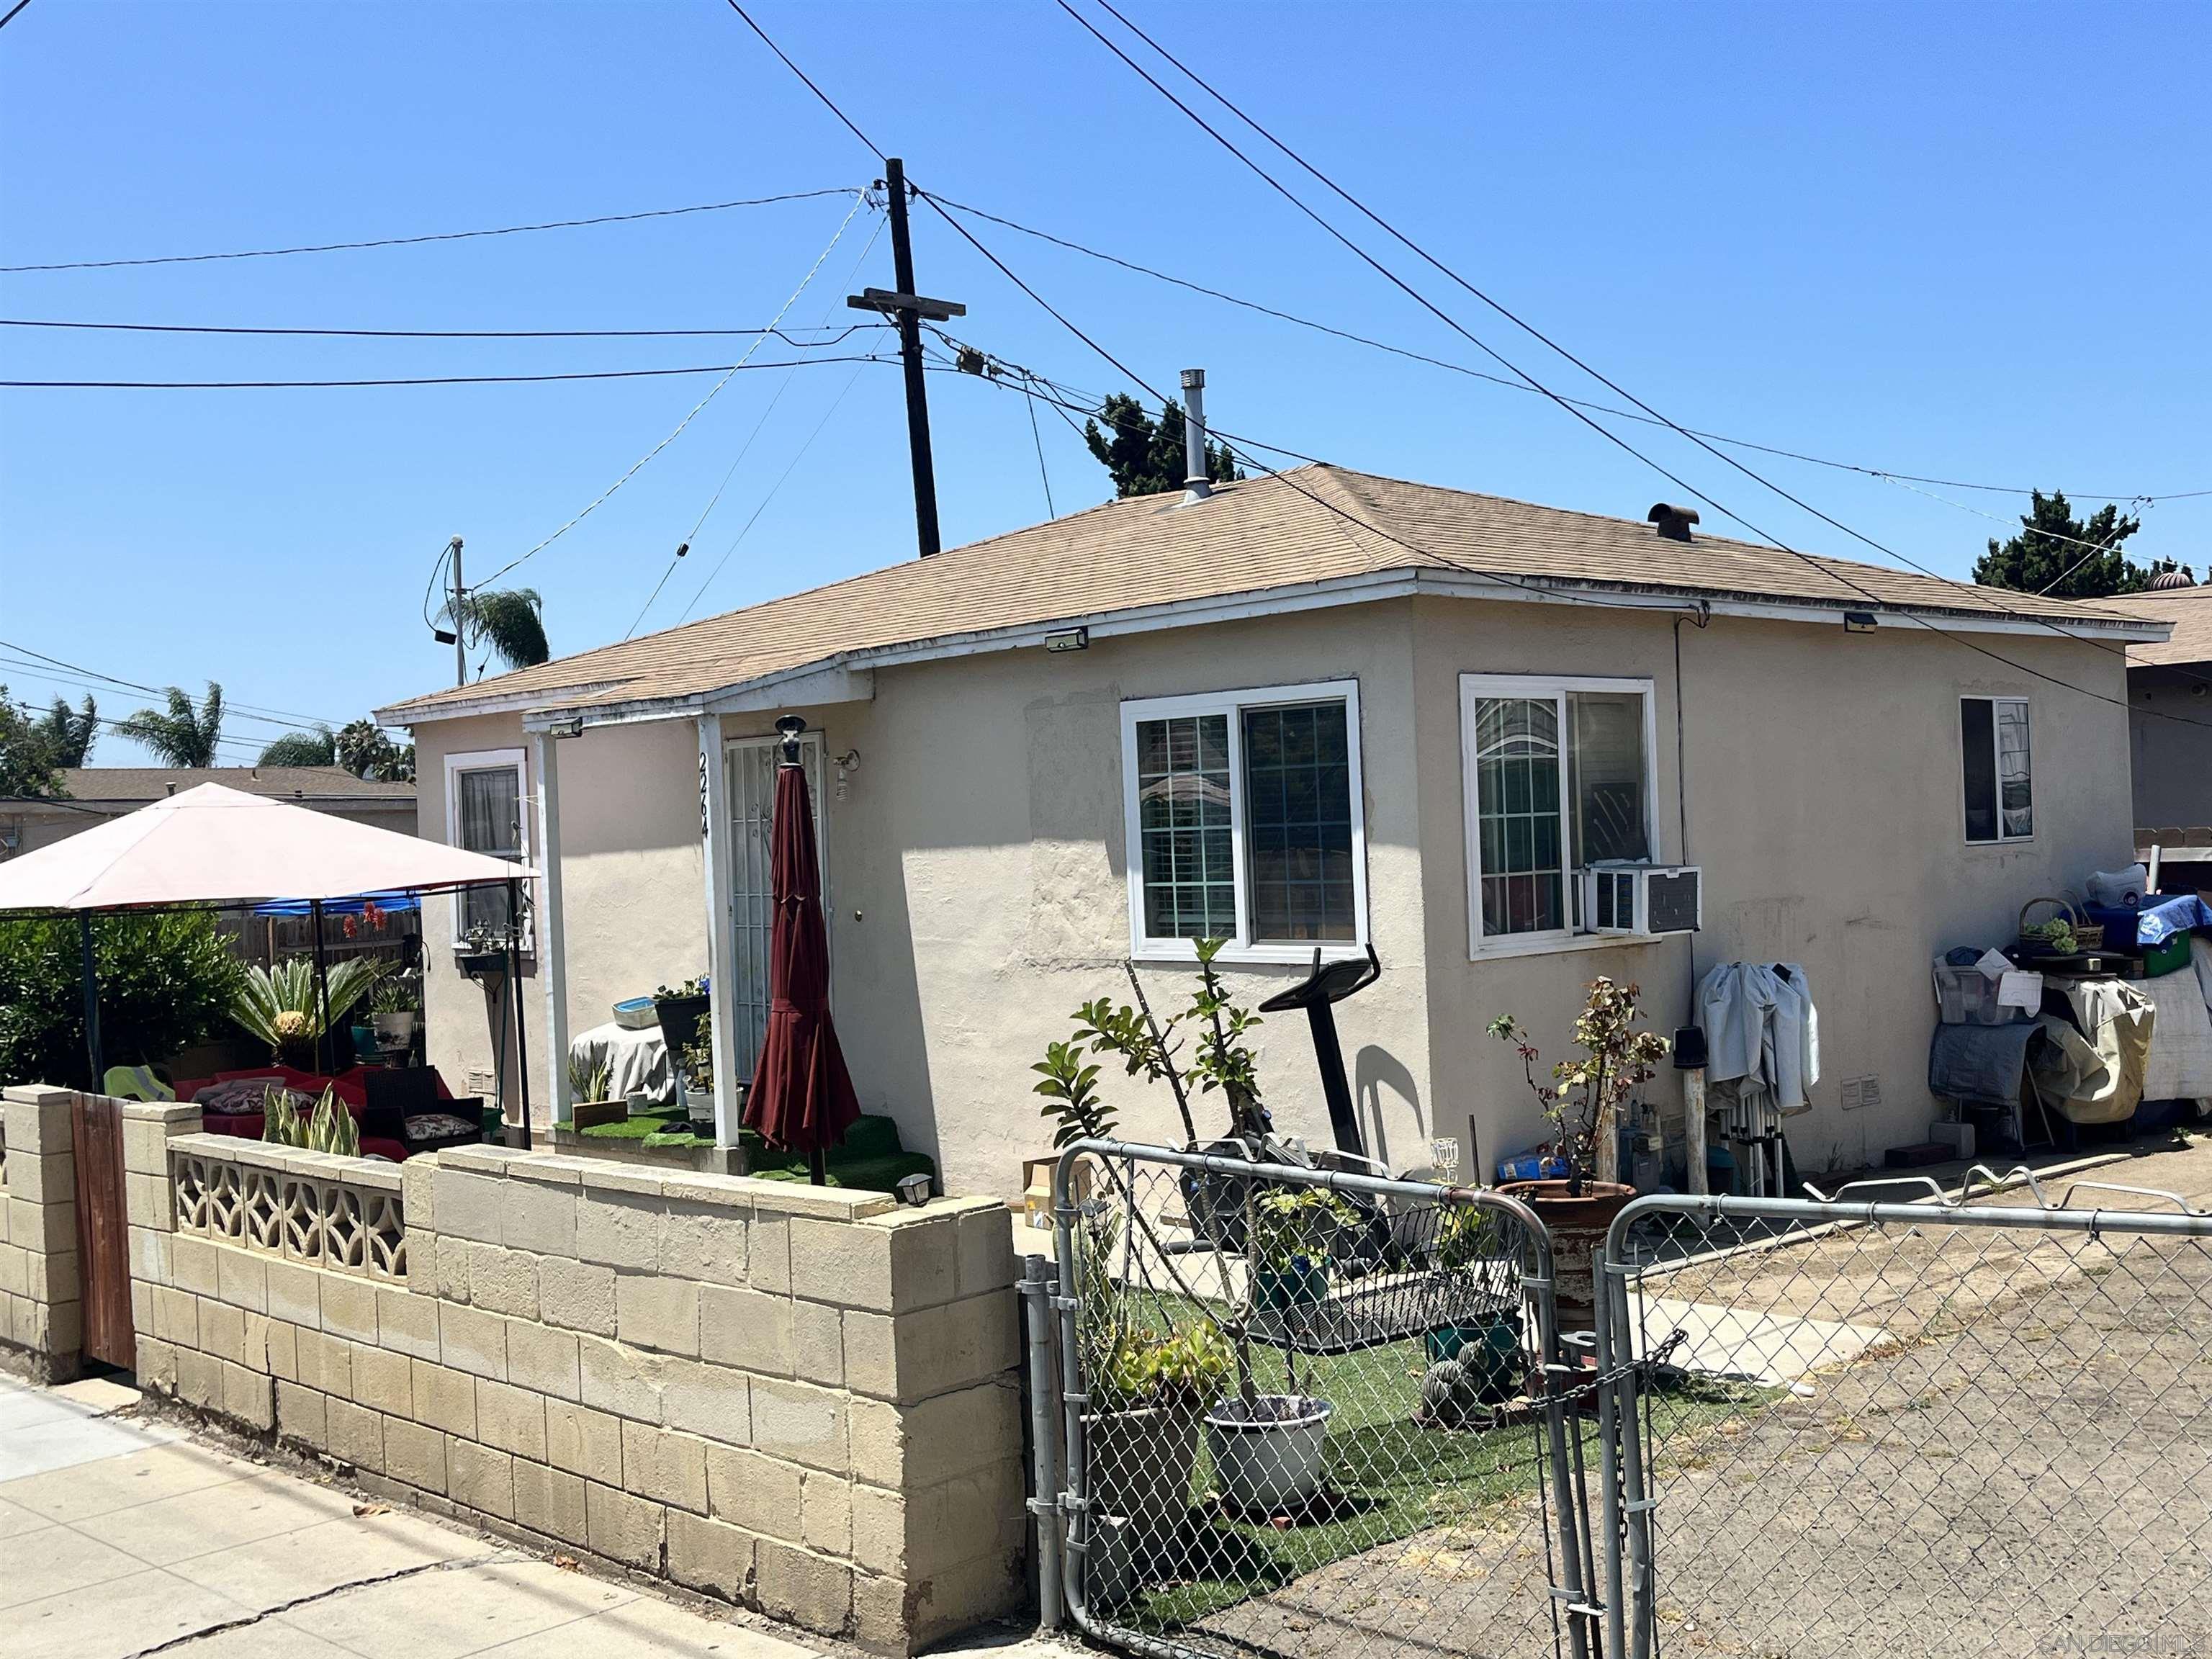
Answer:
[775,714,806,765]
[894,1172,933,1206]
[833,749,861,800]
[1842,611,1879,634]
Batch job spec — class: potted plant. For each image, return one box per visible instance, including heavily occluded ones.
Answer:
[455,925,509,979]
[1249,1187,1354,1312]
[654,976,711,1059]
[568,1053,625,1129]
[1488,976,1669,1330]
[369,968,420,1049]
[1085,1313,1234,1539]
[1421,1205,1524,1401]
[233,956,387,1071]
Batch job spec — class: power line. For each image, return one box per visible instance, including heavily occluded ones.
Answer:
[0,187,865,274]
[6,700,269,762]
[721,0,2208,732]
[0,639,344,728]
[472,189,875,590]
[922,194,2212,510]
[0,1,32,32]
[4,356,892,390]
[0,317,891,344]
[0,660,337,738]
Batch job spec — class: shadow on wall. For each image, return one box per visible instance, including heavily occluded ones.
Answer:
[1355,1043,1424,1170]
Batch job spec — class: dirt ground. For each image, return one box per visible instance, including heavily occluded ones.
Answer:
[1118,1133,2212,1659]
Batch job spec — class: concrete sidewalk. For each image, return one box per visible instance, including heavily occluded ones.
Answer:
[0,1372,1050,1659]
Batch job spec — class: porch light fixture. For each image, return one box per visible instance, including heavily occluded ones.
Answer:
[1045,626,1089,654]
[547,716,585,739]
[1842,611,1879,634]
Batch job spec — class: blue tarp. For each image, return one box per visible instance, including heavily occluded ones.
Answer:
[250,891,422,917]
[2083,894,2212,949]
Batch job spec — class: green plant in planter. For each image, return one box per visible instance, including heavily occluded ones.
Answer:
[1488,976,1668,1192]
[233,956,387,1060]
[1251,1187,1357,1310]
[261,1084,360,1157]
[655,976,709,1002]
[368,969,421,1017]
[569,1053,613,1106]
[1097,1320,1234,1413]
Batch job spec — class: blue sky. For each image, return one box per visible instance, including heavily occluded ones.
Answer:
[4,1,2206,765]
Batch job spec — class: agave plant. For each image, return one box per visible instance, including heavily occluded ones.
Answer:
[261,1084,361,1157]
[233,957,387,1057]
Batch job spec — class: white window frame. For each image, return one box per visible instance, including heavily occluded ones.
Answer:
[1460,673,1660,958]
[1120,678,1369,966]
[444,746,531,949]
[1960,694,2034,845]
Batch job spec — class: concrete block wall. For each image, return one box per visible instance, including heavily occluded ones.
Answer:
[126,1118,1027,1655]
[0,1086,84,1381]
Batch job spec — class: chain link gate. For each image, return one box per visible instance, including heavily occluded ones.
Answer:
[1043,1140,1609,1659]
[1596,1179,2212,1659]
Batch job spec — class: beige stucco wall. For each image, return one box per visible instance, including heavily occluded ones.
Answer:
[2128,666,2212,830]
[408,593,2136,1197]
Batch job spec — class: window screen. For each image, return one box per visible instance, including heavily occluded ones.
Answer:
[1472,696,1565,937]
[1242,702,1354,942]
[1136,714,1237,940]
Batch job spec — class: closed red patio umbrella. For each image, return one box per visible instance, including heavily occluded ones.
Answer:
[743,721,860,1182]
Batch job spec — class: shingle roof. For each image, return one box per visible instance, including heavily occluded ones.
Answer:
[378,464,2156,721]
[2095,586,2212,667]
[55,768,414,805]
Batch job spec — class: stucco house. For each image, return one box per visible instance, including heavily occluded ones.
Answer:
[377,465,2169,1197]
[1,766,416,859]
[2098,575,2212,841]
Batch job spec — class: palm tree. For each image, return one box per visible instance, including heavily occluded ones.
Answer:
[33,694,97,765]
[441,588,549,673]
[258,727,336,768]
[115,683,225,768]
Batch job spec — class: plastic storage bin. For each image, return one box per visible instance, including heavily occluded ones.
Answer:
[1933,961,2023,1025]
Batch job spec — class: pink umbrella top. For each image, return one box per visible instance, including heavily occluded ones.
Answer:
[0,783,534,913]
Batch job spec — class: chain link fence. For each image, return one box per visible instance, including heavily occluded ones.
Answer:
[1049,1141,1602,1659]
[1599,1184,2212,1659]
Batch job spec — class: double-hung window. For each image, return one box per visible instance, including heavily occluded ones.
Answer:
[1961,696,2032,843]
[1121,680,1367,961]
[444,747,529,945]
[1460,674,1657,951]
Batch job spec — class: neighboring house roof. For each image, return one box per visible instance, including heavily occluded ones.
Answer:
[47,767,415,808]
[2096,586,2212,668]
[377,464,2165,725]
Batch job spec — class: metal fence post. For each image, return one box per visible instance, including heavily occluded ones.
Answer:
[1021,1254,1066,1629]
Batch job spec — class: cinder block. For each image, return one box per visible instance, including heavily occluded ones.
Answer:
[584,1481,664,1570]
[123,1118,171,1175]
[377,1287,441,1360]
[0,1242,25,1298]
[400,1156,436,1233]
[320,1274,379,1344]
[431,1168,505,1244]
[403,1231,436,1297]
[265,1260,320,1328]
[129,1224,170,1287]
[505,1319,581,1401]
[850,1569,912,1656]
[955,1204,1017,1298]
[276,1380,327,1444]
[125,1171,175,1231]
[800,1472,852,1555]
[750,1376,849,1474]
[794,1300,843,1388]
[904,1546,1022,1645]
[899,1458,1026,1581]
[706,1444,805,1541]
[791,1210,963,1314]
[131,1279,154,1336]
[47,1297,82,1354]
[7,1150,72,1205]
[152,1285,199,1347]
[297,1328,353,1398]
[200,1298,248,1366]
[667,1509,758,1603]
[464,1242,539,1320]
[25,1249,81,1305]
[513,1459,589,1546]
[265,1318,299,1381]
[439,1302,507,1380]
[176,1345,223,1409]
[326,1396,385,1472]
[537,1256,616,1336]
[353,1343,413,1415]
[660,1201,748,1286]
[660,1357,752,1444]
[242,1310,271,1372]
[136,1334,179,1393]
[577,1335,665,1422]
[756,1538,853,1637]
[621,1420,709,1513]
[698,1284,793,1375]
[845,1293,1019,1406]
[14,1196,78,1254]
[849,1482,907,1576]
[221,1360,274,1430]
[171,1233,219,1295]
[449,1436,515,1518]
[847,1382,1022,1491]
[384,1418,449,1494]
[475,1377,549,1461]
[616,1274,698,1356]
[434,1236,472,1303]
[750,1215,791,1295]
[216,1249,268,1314]
[438,1143,527,1177]
[498,1182,575,1258]
[410,1359,478,1437]
[575,1192,660,1273]
[545,1399,625,1485]
[4,1089,76,1148]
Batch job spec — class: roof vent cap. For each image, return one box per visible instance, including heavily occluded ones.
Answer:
[1647,503,1699,542]
[2146,565,2196,590]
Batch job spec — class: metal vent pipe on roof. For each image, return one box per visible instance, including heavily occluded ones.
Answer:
[1648,502,1699,542]
[1181,368,1212,504]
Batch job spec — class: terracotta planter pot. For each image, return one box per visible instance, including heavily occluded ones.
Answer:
[1498,1179,1636,1334]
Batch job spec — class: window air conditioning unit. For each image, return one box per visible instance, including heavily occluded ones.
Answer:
[1584,863,1702,936]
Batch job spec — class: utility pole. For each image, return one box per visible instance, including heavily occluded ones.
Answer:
[451,536,467,686]
[848,159,964,558]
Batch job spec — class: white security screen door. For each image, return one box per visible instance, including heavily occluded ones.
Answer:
[724,734,825,1080]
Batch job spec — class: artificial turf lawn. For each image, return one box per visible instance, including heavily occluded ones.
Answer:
[576,1110,936,1191]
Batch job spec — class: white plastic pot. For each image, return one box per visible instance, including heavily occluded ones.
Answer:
[1205,1393,1334,1513]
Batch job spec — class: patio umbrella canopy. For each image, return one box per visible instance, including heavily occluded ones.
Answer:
[742,756,859,1182]
[0,783,532,913]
